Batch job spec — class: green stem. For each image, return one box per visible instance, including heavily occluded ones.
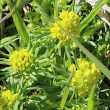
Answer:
[59,66,74,110]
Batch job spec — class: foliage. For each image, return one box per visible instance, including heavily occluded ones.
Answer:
[0,0,110,110]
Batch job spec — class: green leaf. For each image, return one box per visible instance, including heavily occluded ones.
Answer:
[0,37,18,49]
[0,51,10,57]
[88,85,96,110]
[14,100,19,110]
[37,4,50,24]
[10,42,19,51]
[0,76,7,81]
[65,46,71,62]
[55,63,68,74]
[88,41,97,47]
[0,67,12,72]
[6,0,29,45]
[0,36,17,44]
[3,44,14,53]
[30,74,37,80]
[0,61,10,65]
[37,72,59,79]
[0,0,31,23]
[54,0,60,21]
[59,66,74,110]
[24,19,47,27]
[74,2,84,14]
[80,0,108,31]
[37,28,50,32]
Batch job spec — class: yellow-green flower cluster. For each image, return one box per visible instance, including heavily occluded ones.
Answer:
[50,11,80,46]
[0,90,21,110]
[9,49,34,72]
[69,58,102,96]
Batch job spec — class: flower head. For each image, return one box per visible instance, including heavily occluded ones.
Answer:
[70,58,102,96]
[50,11,80,46]
[9,49,34,72]
[0,90,21,110]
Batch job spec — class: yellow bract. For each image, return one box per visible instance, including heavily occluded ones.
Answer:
[9,49,34,72]
[69,58,102,96]
[50,11,80,46]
